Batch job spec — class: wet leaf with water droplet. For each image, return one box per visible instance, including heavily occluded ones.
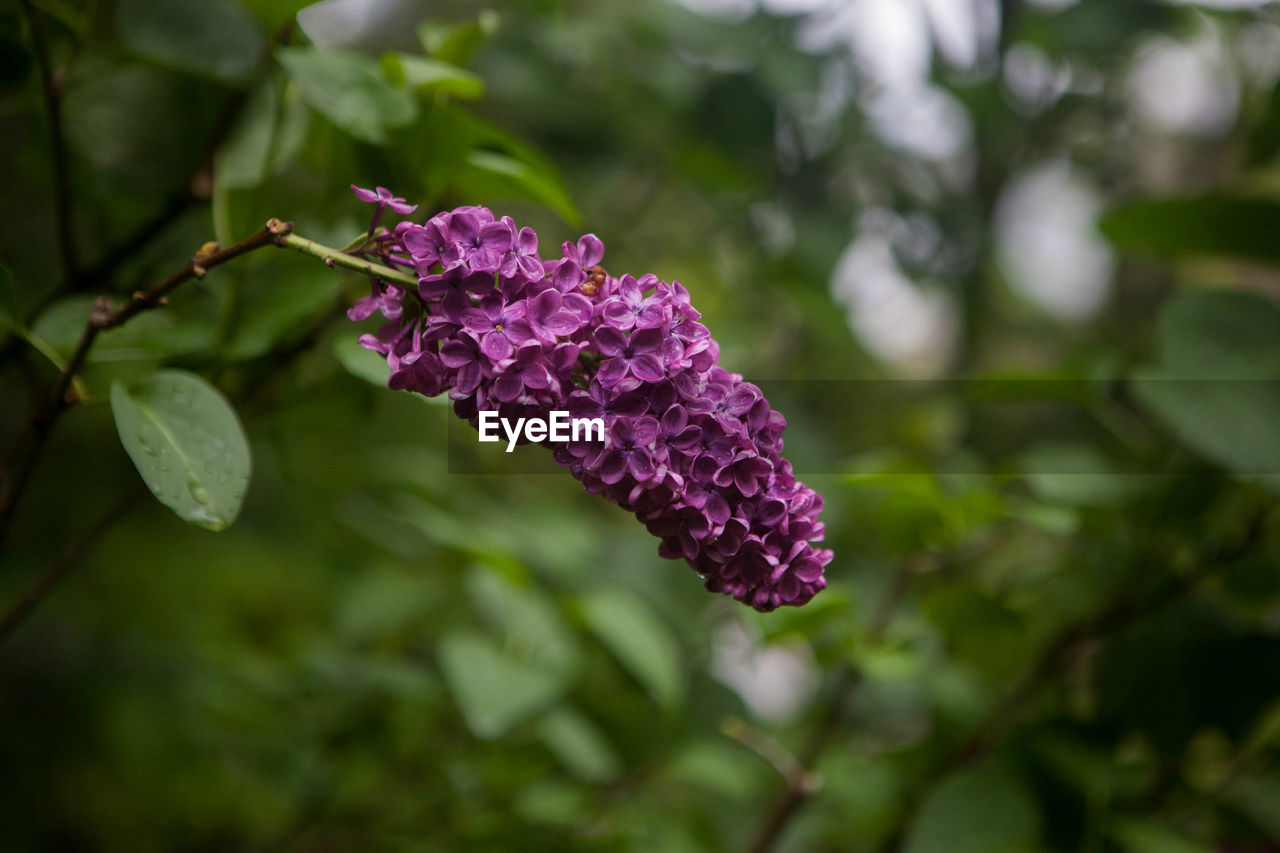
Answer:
[110,370,251,531]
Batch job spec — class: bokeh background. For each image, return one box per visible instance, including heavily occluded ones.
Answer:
[2,0,1280,850]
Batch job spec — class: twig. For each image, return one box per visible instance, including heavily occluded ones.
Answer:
[0,220,421,549]
[744,527,1044,853]
[0,491,140,646]
[63,79,258,301]
[876,509,1273,853]
[0,220,295,548]
[18,0,86,286]
[64,190,196,298]
[19,0,77,284]
[276,232,419,287]
[0,271,351,645]
[745,548,939,853]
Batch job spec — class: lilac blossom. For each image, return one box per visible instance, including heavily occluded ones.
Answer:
[345,195,832,611]
[351,184,418,215]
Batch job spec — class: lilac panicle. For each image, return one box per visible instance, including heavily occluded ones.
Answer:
[346,196,832,611]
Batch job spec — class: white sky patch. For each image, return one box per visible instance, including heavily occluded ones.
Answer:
[712,622,820,723]
[831,209,958,376]
[1127,32,1239,137]
[922,0,981,70]
[865,83,974,162]
[995,161,1115,319]
[1003,42,1071,111]
[1025,0,1079,9]
[758,0,830,15]
[847,0,934,86]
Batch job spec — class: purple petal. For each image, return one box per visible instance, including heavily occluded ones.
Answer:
[600,451,628,485]
[532,289,563,318]
[550,259,584,292]
[630,416,660,446]
[602,300,635,329]
[595,359,628,387]
[630,327,664,354]
[479,221,514,251]
[630,354,665,383]
[480,331,514,361]
[518,226,538,254]
[576,234,604,268]
[628,452,656,482]
[734,467,760,496]
[661,405,688,435]
[439,340,477,369]
[594,326,627,357]
[351,184,380,203]
[543,311,581,337]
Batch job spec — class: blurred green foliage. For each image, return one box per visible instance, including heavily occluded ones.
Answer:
[2,0,1280,851]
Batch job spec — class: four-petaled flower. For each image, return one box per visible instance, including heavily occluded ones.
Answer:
[351,184,418,214]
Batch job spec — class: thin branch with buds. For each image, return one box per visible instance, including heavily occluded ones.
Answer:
[19,0,77,284]
[876,508,1273,853]
[745,541,991,853]
[0,490,142,645]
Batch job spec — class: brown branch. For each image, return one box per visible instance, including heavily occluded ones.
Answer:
[0,220,295,548]
[0,490,141,646]
[19,0,77,284]
[65,189,197,297]
[745,543,973,853]
[0,258,344,646]
[63,79,259,300]
[876,509,1273,853]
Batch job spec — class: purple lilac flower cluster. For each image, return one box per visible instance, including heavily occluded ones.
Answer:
[348,187,831,611]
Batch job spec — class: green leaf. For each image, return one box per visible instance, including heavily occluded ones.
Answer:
[1247,76,1280,167]
[577,590,683,709]
[110,370,251,530]
[1134,374,1280,480]
[537,707,622,783]
[335,572,435,643]
[438,630,565,738]
[116,0,266,83]
[277,47,417,144]
[333,333,390,386]
[466,568,580,679]
[418,12,500,66]
[1108,819,1210,853]
[32,295,219,363]
[664,739,764,801]
[512,781,590,828]
[903,764,1042,853]
[332,333,450,406]
[1152,290,1280,379]
[0,263,18,329]
[214,76,310,191]
[1021,443,1145,507]
[380,53,484,100]
[1132,291,1280,480]
[409,102,581,226]
[1099,196,1280,265]
[220,258,341,361]
[463,150,581,228]
[237,0,310,31]
[63,61,224,193]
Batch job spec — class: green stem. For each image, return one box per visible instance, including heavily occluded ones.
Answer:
[279,233,419,288]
